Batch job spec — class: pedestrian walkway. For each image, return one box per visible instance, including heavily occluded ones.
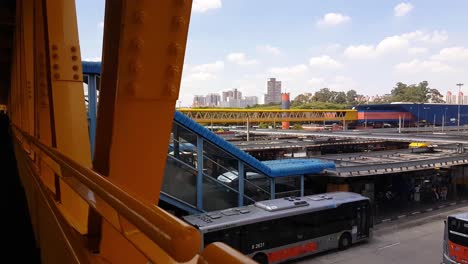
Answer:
[0,114,40,263]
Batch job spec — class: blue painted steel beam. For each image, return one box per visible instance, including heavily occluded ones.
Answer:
[300,175,304,197]
[197,136,204,210]
[87,74,98,157]
[238,162,244,207]
[270,178,275,200]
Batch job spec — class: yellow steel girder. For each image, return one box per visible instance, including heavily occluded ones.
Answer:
[179,108,358,123]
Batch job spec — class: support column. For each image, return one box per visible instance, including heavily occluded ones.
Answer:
[270,178,276,199]
[238,162,244,206]
[87,74,98,156]
[197,136,204,210]
[300,175,304,197]
[45,0,93,234]
[94,1,194,263]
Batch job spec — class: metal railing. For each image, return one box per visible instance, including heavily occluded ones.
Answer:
[13,126,256,263]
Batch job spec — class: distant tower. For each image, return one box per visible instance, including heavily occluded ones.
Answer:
[281,93,290,130]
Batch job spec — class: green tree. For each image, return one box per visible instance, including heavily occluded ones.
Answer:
[335,91,347,104]
[346,90,358,104]
[291,93,313,107]
[390,81,436,103]
[313,88,334,102]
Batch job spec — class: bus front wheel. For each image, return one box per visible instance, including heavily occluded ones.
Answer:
[253,253,269,264]
[338,232,352,250]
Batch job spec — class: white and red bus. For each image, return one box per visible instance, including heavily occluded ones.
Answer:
[443,213,468,263]
[184,192,372,264]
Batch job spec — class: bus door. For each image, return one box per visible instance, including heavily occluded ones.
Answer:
[356,203,369,239]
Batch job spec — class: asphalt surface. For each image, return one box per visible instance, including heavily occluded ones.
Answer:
[292,204,468,264]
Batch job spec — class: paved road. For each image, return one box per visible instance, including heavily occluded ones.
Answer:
[293,204,468,264]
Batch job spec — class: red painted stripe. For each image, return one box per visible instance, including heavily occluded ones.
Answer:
[267,242,318,263]
[449,241,468,262]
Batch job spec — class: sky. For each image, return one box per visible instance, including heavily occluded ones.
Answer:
[76,0,468,107]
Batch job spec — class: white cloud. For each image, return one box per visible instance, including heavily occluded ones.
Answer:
[256,45,281,55]
[185,72,217,81]
[431,47,468,62]
[98,22,104,29]
[183,60,224,82]
[408,47,428,55]
[84,57,101,62]
[307,78,325,87]
[191,60,224,72]
[376,35,410,53]
[394,3,414,17]
[344,30,447,59]
[269,64,308,75]
[344,45,376,59]
[309,55,343,69]
[394,60,453,74]
[226,52,258,65]
[317,13,351,26]
[193,0,222,12]
[401,30,448,44]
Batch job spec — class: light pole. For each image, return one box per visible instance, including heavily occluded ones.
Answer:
[457,83,464,131]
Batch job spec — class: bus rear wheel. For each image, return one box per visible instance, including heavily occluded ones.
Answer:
[253,253,268,264]
[338,232,352,250]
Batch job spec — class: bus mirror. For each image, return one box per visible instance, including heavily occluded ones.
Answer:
[444,220,446,225]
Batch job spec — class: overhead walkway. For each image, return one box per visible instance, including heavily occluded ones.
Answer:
[81,61,336,214]
[160,111,336,213]
[178,108,358,123]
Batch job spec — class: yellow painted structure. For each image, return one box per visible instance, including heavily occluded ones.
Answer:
[4,0,255,263]
[179,108,358,123]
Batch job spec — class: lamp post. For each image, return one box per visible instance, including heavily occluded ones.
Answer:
[457,83,464,131]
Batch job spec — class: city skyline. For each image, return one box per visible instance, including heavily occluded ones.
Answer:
[76,1,468,107]
[192,88,258,108]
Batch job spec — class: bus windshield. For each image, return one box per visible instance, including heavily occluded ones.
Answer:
[443,215,468,264]
[448,216,468,247]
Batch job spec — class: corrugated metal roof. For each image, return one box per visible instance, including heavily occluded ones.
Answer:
[82,61,101,75]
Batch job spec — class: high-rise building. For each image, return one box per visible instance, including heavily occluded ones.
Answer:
[242,96,258,107]
[192,95,206,107]
[264,78,282,104]
[446,91,453,104]
[205,93,221,106]
[222,88,242,102]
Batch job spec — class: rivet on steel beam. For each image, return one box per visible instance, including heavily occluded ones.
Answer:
[165,83,177,96]
[132,38,144,50]
[73,74,80,80]
[166,65,180,80]
[52,54,58,60]
[129,61,143,74]
[71,46,77,52]
[53,64,59,70]
[72,65,79,71]
[52,45,58,50]
[175,0,188,6]
[72,55,78,61]
[171,17,186,31]
[168,43,181,56]
[54,73,60,79]
[134,11,145,24]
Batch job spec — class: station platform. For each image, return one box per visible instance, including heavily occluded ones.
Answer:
[0,114,40,263]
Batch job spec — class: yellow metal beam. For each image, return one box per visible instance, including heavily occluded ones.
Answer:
[44,0,92,234]
[95,1,195,263]
[179,108,358,123]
